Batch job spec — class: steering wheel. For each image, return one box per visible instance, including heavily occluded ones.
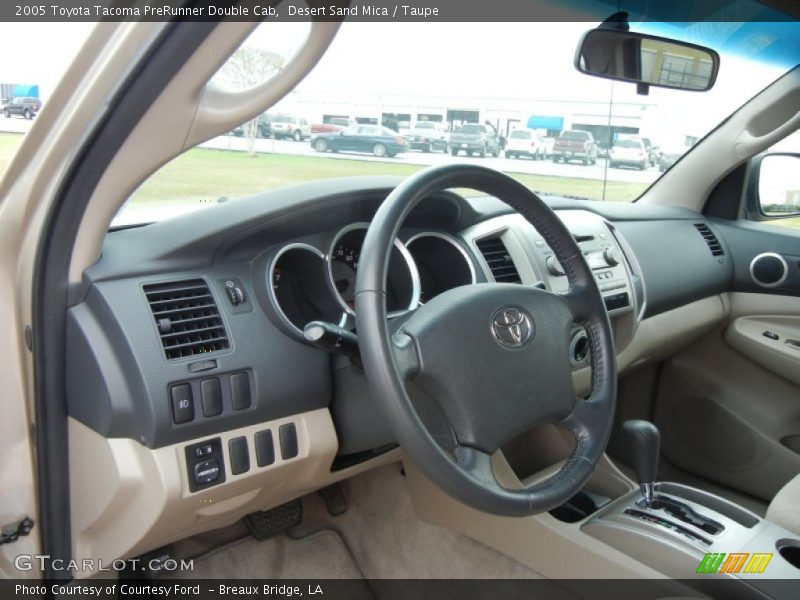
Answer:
[354,164,617,517]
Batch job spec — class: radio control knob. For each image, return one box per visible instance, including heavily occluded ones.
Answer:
[603,247,621,266]
[546,256,565,276]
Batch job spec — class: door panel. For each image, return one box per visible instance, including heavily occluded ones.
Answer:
[725,315,800,386]
[654,293,800,502]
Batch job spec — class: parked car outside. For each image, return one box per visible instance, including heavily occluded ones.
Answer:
[540,136,556,158]
[3,96,42,119]
[270,114,311,141]
[311,124,406,157]
[658,144,692,171]
[311,117,357,134]
[402,121,448,152]
[641,137,659,166]
[504,128,547,160]
[609,136,649,170]
[449,123,501,157]
[255,113,273,139]
[552,130,597,165]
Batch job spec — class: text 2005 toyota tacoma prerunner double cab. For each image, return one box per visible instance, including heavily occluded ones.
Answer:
[1,1,800,597]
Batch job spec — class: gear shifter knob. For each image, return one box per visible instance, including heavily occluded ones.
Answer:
[622,420,660,506]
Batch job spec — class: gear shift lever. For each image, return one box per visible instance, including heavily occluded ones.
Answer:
[622,420,660,506]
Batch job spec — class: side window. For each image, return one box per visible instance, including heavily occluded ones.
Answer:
[753,130,800,231]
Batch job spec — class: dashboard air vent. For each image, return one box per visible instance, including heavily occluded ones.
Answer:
[694,223,724,257]
[475,236,521,283]
[144,279,229,360]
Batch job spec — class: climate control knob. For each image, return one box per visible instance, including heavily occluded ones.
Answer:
[603,247,621,266]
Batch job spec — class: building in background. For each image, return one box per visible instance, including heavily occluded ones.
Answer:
[270,89,691,150]
[1,83,39,103]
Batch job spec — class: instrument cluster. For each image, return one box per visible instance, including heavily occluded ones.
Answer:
[264,222,477,339]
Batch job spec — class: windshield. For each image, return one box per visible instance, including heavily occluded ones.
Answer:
[98,20,797,226]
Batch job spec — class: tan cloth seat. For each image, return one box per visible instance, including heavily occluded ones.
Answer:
[767,473,800,535]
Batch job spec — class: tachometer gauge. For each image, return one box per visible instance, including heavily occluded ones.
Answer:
[272,266,282,289]
[266,244,341,338]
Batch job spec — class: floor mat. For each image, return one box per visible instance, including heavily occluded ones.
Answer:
[168,529,363,579]
[291,464,543,579]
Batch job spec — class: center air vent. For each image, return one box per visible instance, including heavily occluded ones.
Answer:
[144,279,229,360]
[694,223,724,257]
[475,235,521,283]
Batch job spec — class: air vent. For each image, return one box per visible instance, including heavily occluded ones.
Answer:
[475,235,521,283]
[144,279,230,360]
[694,223,724,257]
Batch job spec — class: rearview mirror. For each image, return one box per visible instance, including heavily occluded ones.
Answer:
[575,29,719,92]
[758,154,800,217]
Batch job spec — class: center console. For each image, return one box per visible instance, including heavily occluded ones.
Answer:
[583,421,800,596]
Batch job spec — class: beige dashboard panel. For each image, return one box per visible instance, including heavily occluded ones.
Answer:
[69,409,401,578]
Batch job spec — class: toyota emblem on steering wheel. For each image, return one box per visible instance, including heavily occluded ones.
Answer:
[490,307,534,348]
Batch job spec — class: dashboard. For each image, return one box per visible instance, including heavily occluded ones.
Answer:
[71,177,735,453]
[65,176,737,565]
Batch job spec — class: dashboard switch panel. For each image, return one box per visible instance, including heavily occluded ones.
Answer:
[230,372,252,411]
[255,430,275,467]
[200,378,223,417]
[170,384,194,424]
[184,438,225,492]
[228,436,250,475]
[279,423,299,459]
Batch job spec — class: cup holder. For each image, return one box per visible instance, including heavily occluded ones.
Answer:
[777,539,800,570]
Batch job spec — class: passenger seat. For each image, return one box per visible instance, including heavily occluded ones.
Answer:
[767,473,800,535]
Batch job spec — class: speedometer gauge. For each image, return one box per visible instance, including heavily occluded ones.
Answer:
[330,240,360,308]
[327,223,420,316]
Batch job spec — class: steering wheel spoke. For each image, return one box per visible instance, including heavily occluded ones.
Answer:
[559,284,593,323]
[391,331,420,380]
[454,444,502,491]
